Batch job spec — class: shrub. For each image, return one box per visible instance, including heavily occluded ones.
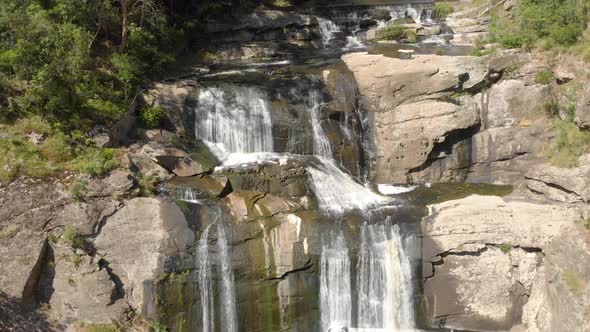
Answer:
[138,175,159,197]
[535,70,554,84]
[499,243,511,254]
[547,120,590,167]
[490,0,585,49]
[543,102,560,117]
[380,25,417,42]
[61,226,85,249]
[432,3,454,19]
[73,148,119,176]
[69,179,87,201]
[140,105,166,129]
[39,134,73,163]
[563,269,584,294]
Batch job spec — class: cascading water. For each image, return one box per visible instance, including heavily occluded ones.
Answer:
[320,231,352,331]
[195,85,274,160]
[307,90,333,159]
[357,222,414,330]
[318,17,340,47]
[198,224,216,332]
[196,218,238,332]
[218,225,238,332]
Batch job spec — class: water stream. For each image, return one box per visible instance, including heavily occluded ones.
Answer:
[187,4,432,331]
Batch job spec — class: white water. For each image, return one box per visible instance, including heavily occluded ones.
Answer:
[343,34,366,51]
[180,188,201,203]
[320,231,352,331]
[357,223,415,330]
[195,85,274,160]
[197,222,238,332]
[198,224,215,332]
[307,159,390,216]
[308,91,333,159]
[318,17,340,46]
[377,184,418,195]
[218,225,238,332]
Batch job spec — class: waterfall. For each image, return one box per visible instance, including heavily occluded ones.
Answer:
[195,85,274,159]
[357,223,415,330]
[318,17,339,46]
[218,225,238,332]
[198,224,216,332]
[320,231,352,331]
[197,222,238,332]
[307,159,390,216]
[307,91,333,159]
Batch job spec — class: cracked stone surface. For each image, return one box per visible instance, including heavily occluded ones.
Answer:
[421,194,581,331]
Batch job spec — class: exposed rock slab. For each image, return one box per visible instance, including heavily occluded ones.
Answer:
[422,195,580,331]
[342,53,489,112]
[371,98,480,182]
[94,198,194,318]
[485,80,550,128]
[525,154,590,203]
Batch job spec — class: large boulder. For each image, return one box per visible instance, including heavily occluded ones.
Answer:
[484,80,550,128]
[422,195,581,331]
[525,154,590,203]
[94,198,194,318]
[341,53,489,112]
[47,244,128,325]
[370,98,480,182]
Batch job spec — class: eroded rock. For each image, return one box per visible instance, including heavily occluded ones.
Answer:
[422,195,581,331]
[94,198,194,318]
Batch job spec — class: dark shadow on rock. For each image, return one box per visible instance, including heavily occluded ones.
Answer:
[0,291,56,331]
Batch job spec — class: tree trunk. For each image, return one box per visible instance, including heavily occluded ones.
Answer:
[119,0,129,53]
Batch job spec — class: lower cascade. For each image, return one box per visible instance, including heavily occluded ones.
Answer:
[197,220,238,332]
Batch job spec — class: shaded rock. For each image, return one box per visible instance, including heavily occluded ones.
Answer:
[127,151,174,181]
[206,10,313,33]
[143,80,198,134]
[422,195,580,331]
[80,170,136,199]
[94,198,194,317]
[575,87,590,129]
[140,141,218,177]
[525,154,590,203]
[418,25,441,36]
[0,231,47,306]
[155,155,210,177]
[341,53,488,112]
[162,174,233,200]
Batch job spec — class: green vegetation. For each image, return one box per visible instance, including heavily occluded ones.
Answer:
[138,175,159,197]
[490,0,588,49]
[77,323,119,332]
[432,3,454,19]
[499,243,511,254]
[140,105,166,129]
[74,148,119,176]
[546,120,590,167]
[69,179,88,201]
[380,24,417,43]
[61,226,86,250]
[535,69,555,84]
[272,0,292,7]
[563,269,585,294]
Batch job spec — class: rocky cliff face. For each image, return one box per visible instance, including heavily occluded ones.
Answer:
[421,195,588,331]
